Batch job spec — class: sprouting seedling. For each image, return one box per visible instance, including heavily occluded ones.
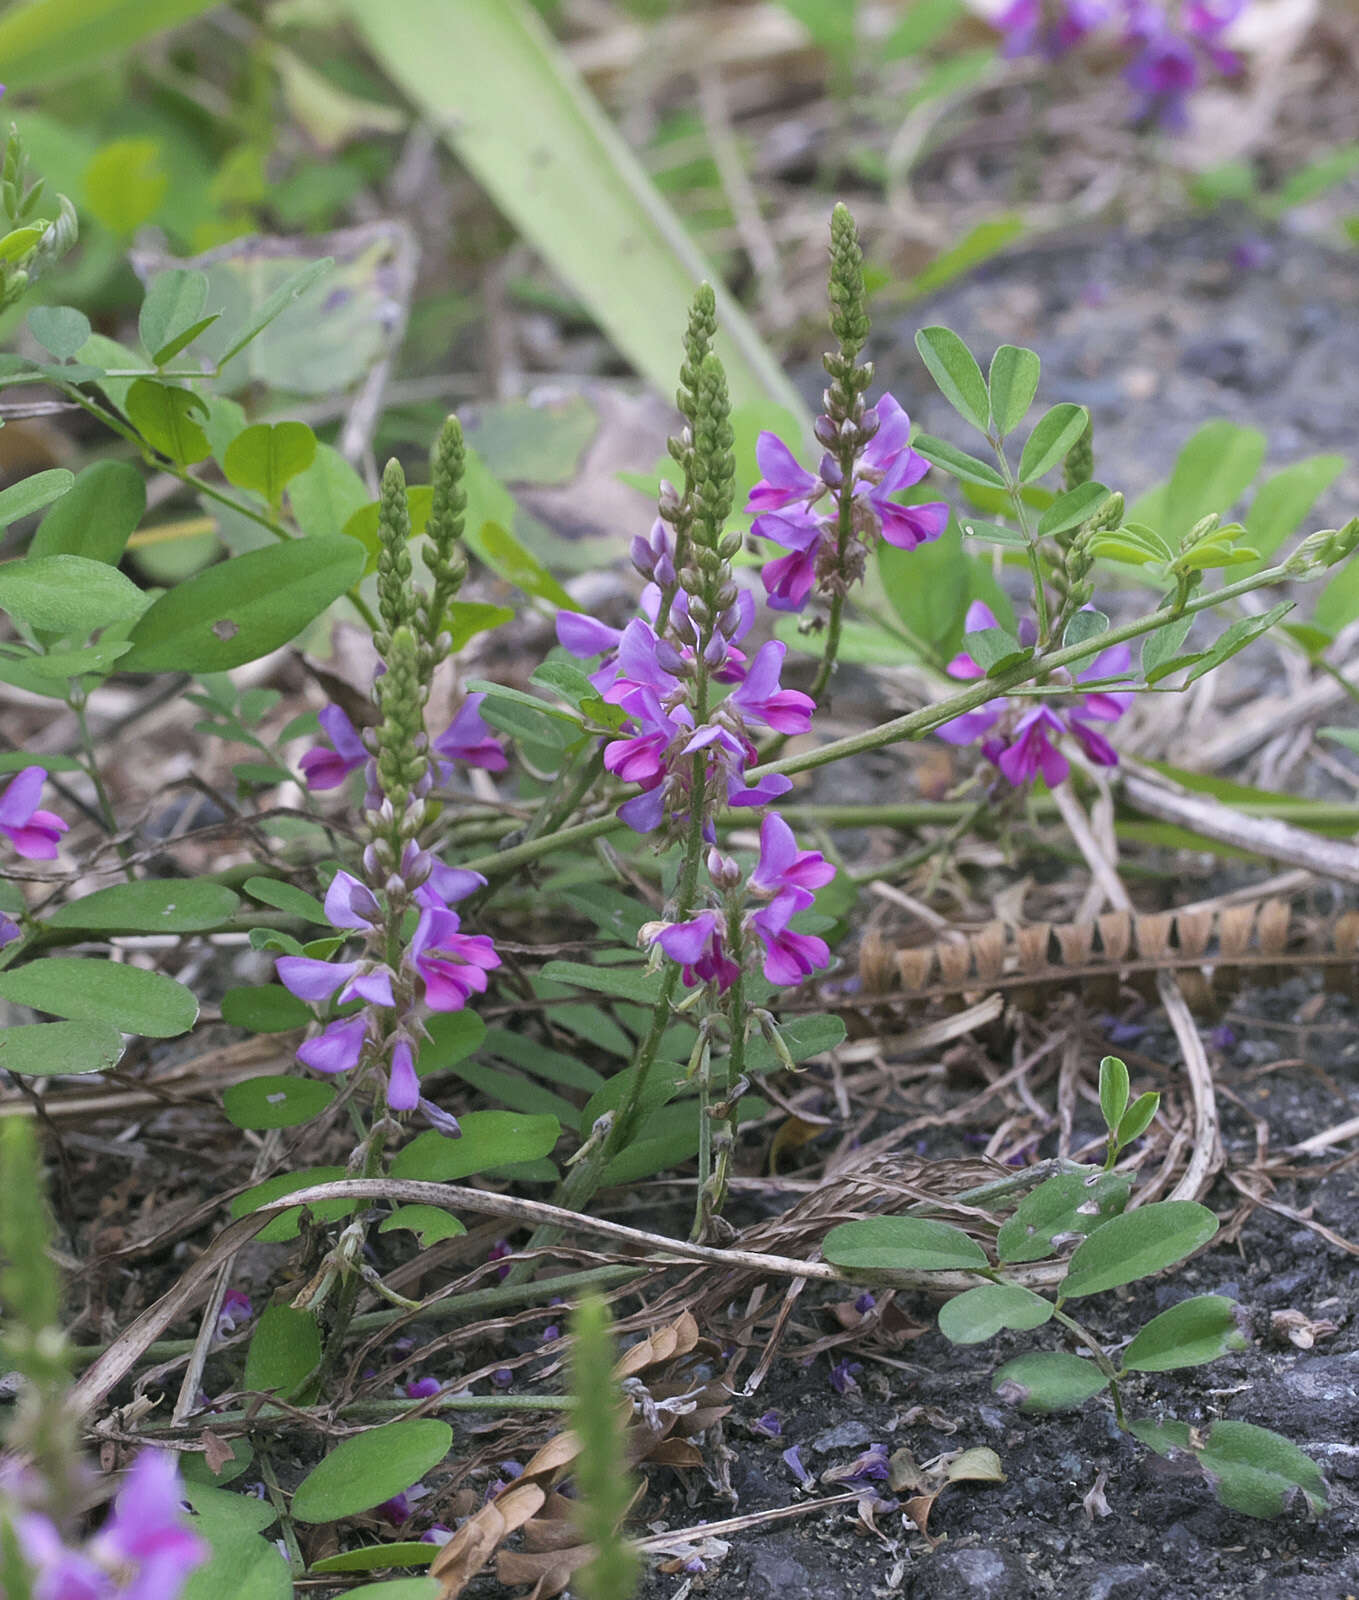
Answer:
[1097,1053,1159,1171]
[821,1057,1330,1521]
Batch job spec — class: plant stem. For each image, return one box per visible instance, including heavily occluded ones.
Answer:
[992,433,1050,645]
[1051,1304,1126,1426]
[69,688,134,873]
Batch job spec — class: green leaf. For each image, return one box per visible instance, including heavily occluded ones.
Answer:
[28,306,91,361]
[379,1205,468,1246]
[180,1531,291,1600]
[1060,1200,1218,1300]
[821,1216,990,1274]
[0,1020,124,1078]
[600,1095,767,1186]
[308,1545,436,1574]
[243,1304,321,1399]
[46,878,238,933]
[0,553,148,636]
[995,1168,1133,1264]
[958,517,1027,548]
[914,326,990,433]
[987,345,1040,437]
[1183,601,1293,685]
[1116,1091,1159,1147]
[447,600,515,651]
[1162,421,1267,543]
[223,1075,337,1130]
[126,379,211,466]
[483,1028,604,1094]
[0,0,222,90]
[415,1010,487,1078]
[290,1420,453,1523]
[243,877,327,923]
[29,462,145,566]
[221,984,310,1034]
[121,538,364,674]
[964,625,1030,675]
[342,0,803,419]
[287,443,370,539]
[938,1282,1052,1345]
[1037,481,1111,539]
[140,268,209,362]
[895,214,1025,301]
[1018,404,1089,484]
[223,423,318,505]
[390,1110,561,1182]
[1194,1420,1329,1518]
[181,1482,277,1537]
[1121,1295,1246,1373]
[83,138,167,235]
[1098,1055,1129,1134]
[25,640,133,681]
[910,433,1006,489]
[465,519,573,609]
[0,958,197,1038]
[1141,616,1194,683]
[230,1167,353,1242]
[1314,553,1359,634]
[182,1439,253,1488]
[216,258,336,369]
[151,314,222,367]
[1064,610,1110,651]
[538,959,661,1005]
[0,469,76,528]
[993,1351,1109,1412]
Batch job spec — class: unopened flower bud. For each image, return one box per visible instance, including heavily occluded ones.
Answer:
[1183,512,1221,550]
[703,632,728,668]
[657,479,682,516]
[819,452,843,488]
[630,534,657,577]
[707,848,742,888]
[656,638,686,675]
[814,414,838,448]
[859,405,879,441]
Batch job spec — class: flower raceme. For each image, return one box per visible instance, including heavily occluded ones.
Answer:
[275,861,499,1114]
[747,395,948,613]
[936,602,1133,787]
[11,1449,208,1600]
[297,698,506,792]
[0,765,68,860]
[648,812,835,991]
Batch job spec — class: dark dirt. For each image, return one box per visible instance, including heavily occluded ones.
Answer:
[615,983,1358,1600]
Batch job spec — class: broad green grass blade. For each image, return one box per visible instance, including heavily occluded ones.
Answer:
[342,0,808,425]
[0,0,220,90]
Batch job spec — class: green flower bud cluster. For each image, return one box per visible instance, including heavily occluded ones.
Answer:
[0,126,77,313]
[1284,516,1359,578]
[658,286,720,614]
[1053,491,1123,621]
[823,203,874,431]
[373,624,429,835]
[677,351,737,664]
[374,458,417,655]
[419,415,470,671]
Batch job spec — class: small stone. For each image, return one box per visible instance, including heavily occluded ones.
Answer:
[811,1419,874,1453]
[1082,1565,1159,1600]
[746,1544,812,1597]
[905,1545,1033,1599]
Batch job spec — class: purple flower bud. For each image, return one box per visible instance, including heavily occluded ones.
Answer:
[491,1368,513,1389]
[631,534,657,577]
[859,405,880,440]
[854,1291,875,1315]
[813,414,838,448]
[405,1376,441,1399]
[818,451,844,488]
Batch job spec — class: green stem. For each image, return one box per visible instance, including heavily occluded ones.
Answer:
[69,689,134,873]
[1051,1304,1126,1427]
[992,433,1050,645]
[66,1265,641,1368]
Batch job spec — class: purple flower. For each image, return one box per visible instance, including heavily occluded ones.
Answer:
[432,694,508,775]
[487,1240,512,1280]
[417,1096,462,1138]
[0,912,20,948]
[828,1358,862,1395]
[216,1289,254,1339]
[376,1492,411,1526]
[749,812,835,907]
[405,1376,441,1399]
[726,641,814,735]
[854,1291,875,1315]
[753,1410,783,1439]
[299,705,368,791]
[781,1445,813,1486]
[84,1450,208,1599]
[323,870,380,931]
[653,910,741,993]
[387,1039,420,1111]
[0,767,68,860]
[491,1368,513,1389]
[297,1014,369,1077]
[747,396,947,613]
[408,903,500,1012]
[751,894,830,988]
[994,0,1111,58]
[936,604,1132,787]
